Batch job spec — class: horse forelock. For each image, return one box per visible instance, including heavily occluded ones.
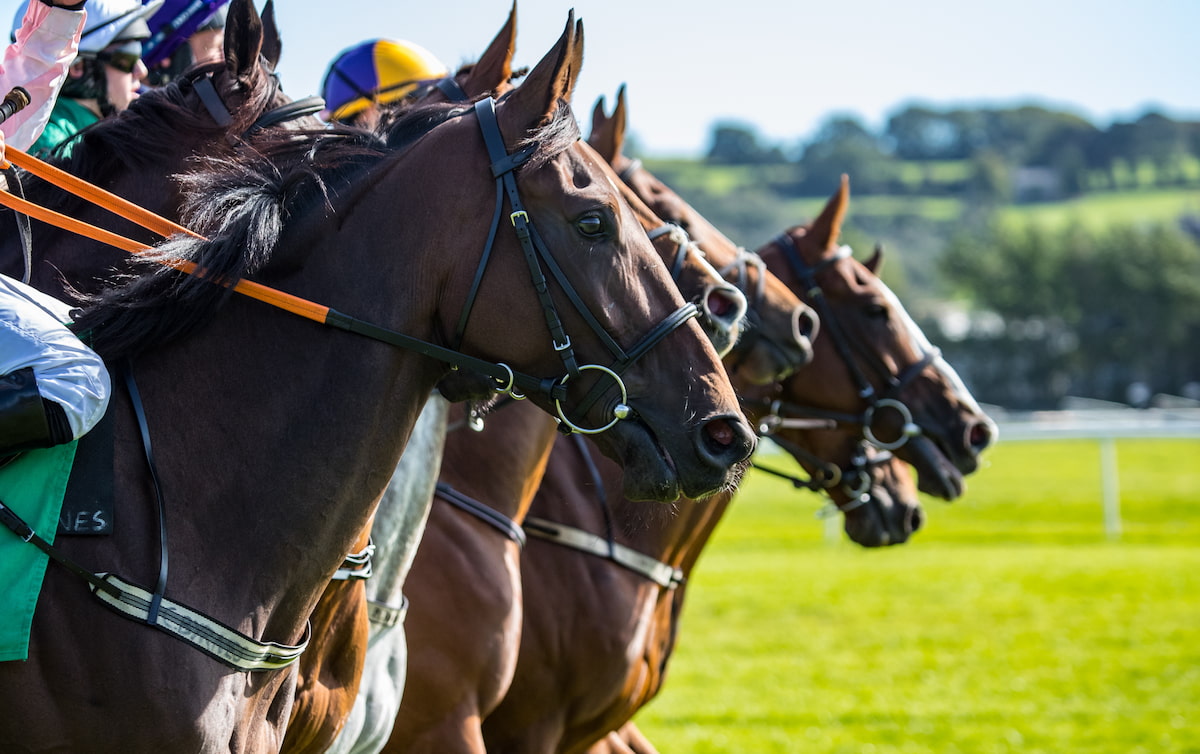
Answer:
[517,101,581,172]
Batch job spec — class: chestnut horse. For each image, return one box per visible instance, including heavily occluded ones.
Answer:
[0,15,754,753]
[478,95,996,754]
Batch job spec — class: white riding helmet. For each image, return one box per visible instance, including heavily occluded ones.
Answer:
[10,0,165,52]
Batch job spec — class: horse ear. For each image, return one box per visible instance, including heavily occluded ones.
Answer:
[495,10,579,145]
[223,0,265,83]
[865,242,884,273]
[587,84,627,164]
[611,83,628,155]
[568,18,583,101]
[587,95,612,158]
[460,1,517,98]
[260,0,282,71]
[810,173,850,250]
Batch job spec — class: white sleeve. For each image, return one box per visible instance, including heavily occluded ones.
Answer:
[0,274,111,440]
[1,2,85,150]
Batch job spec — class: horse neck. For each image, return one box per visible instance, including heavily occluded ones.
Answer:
[438,400,561,522]
[532,435,722,572]
[0,168,180,294]
[123,289,448,631]
[363,394,452,604]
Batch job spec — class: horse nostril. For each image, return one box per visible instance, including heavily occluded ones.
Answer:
[968,420,994,453]
[705,416,736,446]
[908,505,924,534]
[697,414,756,466]
[704,284,747,326]
[795,304,819,342]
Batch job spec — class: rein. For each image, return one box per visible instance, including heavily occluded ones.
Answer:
[0,143,561,407]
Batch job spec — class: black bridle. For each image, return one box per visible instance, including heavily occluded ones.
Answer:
[180,64,325,134]
[453,97,701,434]
[748,236,939,509]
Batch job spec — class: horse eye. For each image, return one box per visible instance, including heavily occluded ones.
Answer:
[866,302,889,320]
[576,213,605,238]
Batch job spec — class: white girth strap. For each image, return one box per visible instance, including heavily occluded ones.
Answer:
[331,538,375,581]
[523,517,684,589]
[90,572,309,671]
[366,596,409,629]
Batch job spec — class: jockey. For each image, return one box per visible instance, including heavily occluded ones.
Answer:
[1,0,110,458]
[319,38,449,129]
[143,0,227,86]
[12,0,163,156]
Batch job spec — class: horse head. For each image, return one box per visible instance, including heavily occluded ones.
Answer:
[588,85,817,385]
[436,14,755,501]
[749,176,997,544]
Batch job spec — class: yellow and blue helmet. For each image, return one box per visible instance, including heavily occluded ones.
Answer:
[320,39,449,122]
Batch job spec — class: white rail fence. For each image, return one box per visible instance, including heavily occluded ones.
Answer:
[988,401,1200,539]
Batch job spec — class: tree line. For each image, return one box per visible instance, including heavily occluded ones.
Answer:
[643,104,1200,410]
[705,105,1200,201]
[935,221,1200,409]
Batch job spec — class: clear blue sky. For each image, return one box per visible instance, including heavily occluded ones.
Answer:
[269,0,1199,156]
[9,0,1200,156]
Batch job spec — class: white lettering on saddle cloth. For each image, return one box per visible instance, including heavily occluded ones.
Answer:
[59,508,108,534]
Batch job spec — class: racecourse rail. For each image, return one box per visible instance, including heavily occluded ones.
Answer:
[755,399,1200,542]
[977,400,1200,539]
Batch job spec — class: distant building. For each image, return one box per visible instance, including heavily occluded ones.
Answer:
[1012,166,1062,202]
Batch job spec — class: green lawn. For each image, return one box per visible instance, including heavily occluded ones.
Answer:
[633,438,1200,753]
[997,188,1200,231]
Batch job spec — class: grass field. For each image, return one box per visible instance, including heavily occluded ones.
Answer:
[632,438,1200,753]
[999,188,1200,232]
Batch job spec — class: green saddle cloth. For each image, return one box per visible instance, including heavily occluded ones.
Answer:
[0,441,78,662]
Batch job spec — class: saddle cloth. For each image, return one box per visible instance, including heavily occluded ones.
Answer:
[0,440,78,661]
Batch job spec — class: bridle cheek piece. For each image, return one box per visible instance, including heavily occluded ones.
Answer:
[461,97,698,435]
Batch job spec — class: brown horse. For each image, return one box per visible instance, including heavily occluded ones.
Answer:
[0,14,754,753]
[478,99,996,753]
[375,69,815,754]
[0,3,369,750]
[382,138,804,751]
[590,89,939,547]
[284,7,532,753]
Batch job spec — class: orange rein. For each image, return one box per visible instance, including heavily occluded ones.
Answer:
[0,145,332,324]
